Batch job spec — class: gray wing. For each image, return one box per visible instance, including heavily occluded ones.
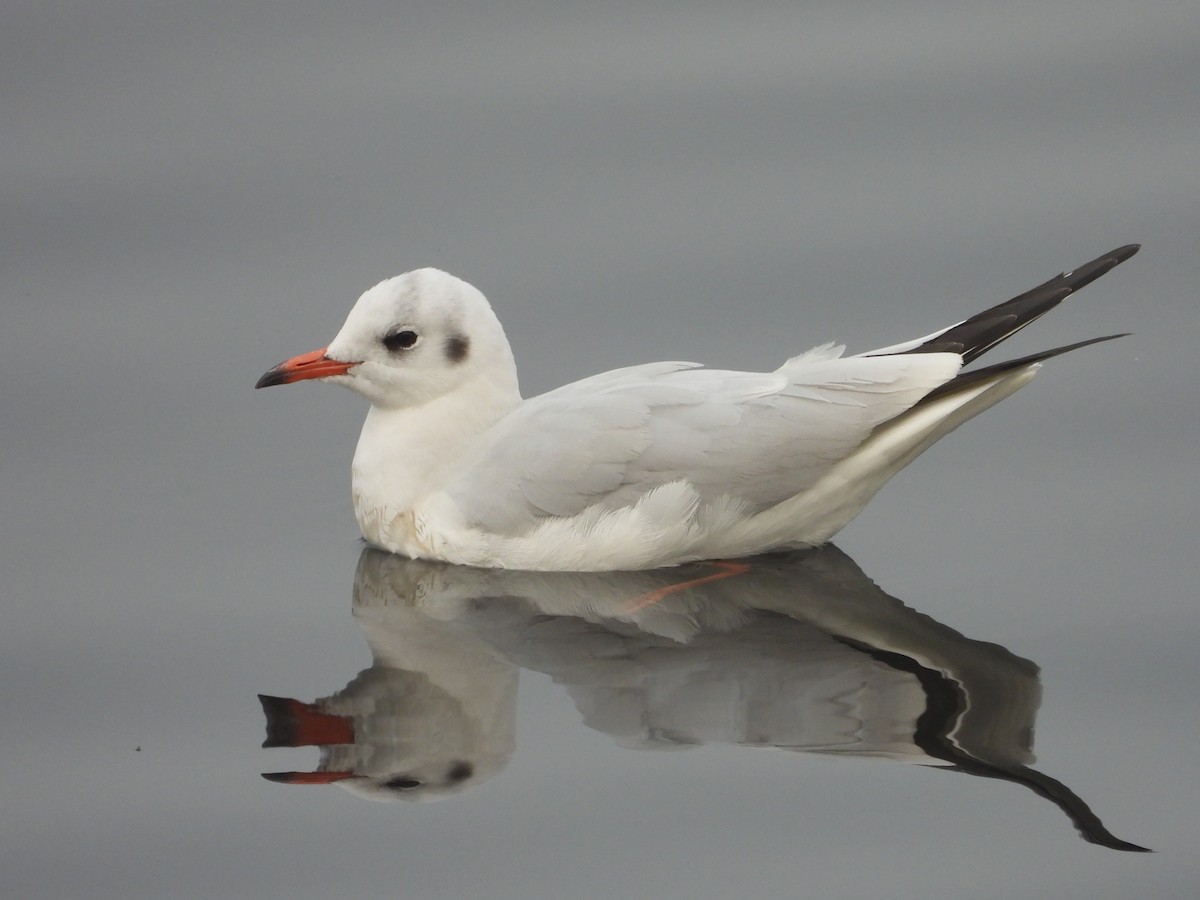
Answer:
[446,349,961,535]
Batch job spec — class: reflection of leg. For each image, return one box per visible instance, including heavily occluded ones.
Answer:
[625,561,752,612]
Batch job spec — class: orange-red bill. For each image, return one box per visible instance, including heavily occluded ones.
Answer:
[261,770,358,785]
[255,347,356,388]
[259,695,356,747]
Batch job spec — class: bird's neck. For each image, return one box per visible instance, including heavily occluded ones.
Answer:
[351,374,521,538]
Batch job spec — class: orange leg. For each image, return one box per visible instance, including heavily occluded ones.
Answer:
[625,560,752,612]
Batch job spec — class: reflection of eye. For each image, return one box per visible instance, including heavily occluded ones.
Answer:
[383,775,422,790]
[383,329,419,352]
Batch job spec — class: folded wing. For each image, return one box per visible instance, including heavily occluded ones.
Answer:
[447,350,962,536]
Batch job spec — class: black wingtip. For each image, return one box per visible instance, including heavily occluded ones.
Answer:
[903,244,1140,365]
[1019,331,1131,360]
[1058,244,1141,295]
[917,333,1130,404]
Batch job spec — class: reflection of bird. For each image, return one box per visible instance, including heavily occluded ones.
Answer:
[260,547,1149,851]
[256,246,1137,570]
[261,552,518,801]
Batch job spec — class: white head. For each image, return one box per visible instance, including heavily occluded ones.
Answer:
[256,268,519,409]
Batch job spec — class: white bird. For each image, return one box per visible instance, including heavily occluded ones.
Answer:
[257,246,1138,570]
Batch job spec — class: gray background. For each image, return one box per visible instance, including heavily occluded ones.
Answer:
[3,1,1197,898]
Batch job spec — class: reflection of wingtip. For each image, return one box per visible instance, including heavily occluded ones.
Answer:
[1101,836,1153,853]
[831,641,1148,851]
[1079,824,1153,853]
[999,765,1152,853]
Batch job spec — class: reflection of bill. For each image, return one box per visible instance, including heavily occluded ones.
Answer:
[260,547,1149,852]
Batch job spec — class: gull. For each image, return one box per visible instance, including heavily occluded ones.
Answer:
[256,245,1138,570]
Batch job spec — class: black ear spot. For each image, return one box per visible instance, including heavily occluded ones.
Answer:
[444,335,470,364]
[446,761,474,783]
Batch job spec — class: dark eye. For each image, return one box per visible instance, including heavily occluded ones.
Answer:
[383,329,419,352]
[383,775,422,790]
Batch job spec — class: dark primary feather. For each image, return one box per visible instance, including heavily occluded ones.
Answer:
[917,333,1130,404]
[903,244,1140,364]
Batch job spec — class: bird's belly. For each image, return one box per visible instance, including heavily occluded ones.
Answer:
[353,494,435,559]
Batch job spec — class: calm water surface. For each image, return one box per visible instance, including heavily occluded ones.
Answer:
[258,548,1149,854]
[5,2,1198,897]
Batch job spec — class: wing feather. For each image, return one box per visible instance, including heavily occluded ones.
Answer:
[446,351,961,535]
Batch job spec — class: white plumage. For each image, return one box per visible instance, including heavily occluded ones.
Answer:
[257,246,1137,570]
